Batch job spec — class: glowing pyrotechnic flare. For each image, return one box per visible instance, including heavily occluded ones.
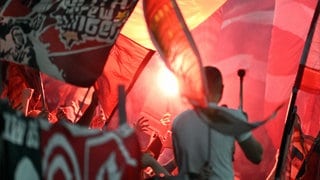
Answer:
[157,68,179,97]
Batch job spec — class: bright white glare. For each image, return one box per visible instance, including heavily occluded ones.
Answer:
[157,68,179,97]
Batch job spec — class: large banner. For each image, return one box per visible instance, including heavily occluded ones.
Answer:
[0,0,138,87]
[0,100,142,180]
[0,106,42,179]
[143,0,208,107]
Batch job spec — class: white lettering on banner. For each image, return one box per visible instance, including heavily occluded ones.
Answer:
[2,113,39,149]
[65,0,86,6]
[96,152,122,180]
[43,134,81,180]
[3,113,26,146]
[54,0,134,47]
[85,18,100,35]
[26,120,39,149]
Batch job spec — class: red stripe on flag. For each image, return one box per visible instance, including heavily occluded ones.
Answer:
[300,66,320,94]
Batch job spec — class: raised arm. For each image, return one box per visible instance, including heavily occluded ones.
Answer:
[199,104,263,164]
[238,135,263,164]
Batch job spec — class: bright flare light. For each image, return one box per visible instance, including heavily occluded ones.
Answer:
[157,68,179,97]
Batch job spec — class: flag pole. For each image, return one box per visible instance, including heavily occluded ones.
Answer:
[237,69,246,112]
[38,71,48,112]
[118,85,127,125]
[274,1,320,179]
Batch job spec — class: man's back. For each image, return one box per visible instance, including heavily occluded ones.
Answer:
[172,108,235,180]
[172,66,263,179]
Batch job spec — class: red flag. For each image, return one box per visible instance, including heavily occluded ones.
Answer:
[0,100,142,180]
[0,0,138,87]
[94,34,155,124]
[41,121,142,180]
[143,0,208,107]
[265,0,318,148]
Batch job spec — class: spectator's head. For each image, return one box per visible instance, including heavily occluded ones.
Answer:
[204,66,223,103]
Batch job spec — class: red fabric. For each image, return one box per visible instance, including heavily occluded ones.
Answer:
[13,33,155,128]
[300,152,320,180]
[266,0,318,148]
[2,1,320,179]
[143,0,208,108]
[42,74,91,112]
[301,66,320,94]
[299,136,320,180]
[41,122,142,180]
[179,0,319,179]
[94,34,155,124]
[286,117,314,179]
[1,63,29,109]
[0,0,139,87]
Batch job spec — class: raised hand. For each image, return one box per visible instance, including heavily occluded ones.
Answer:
[133,116,150,133]
[161,130,173,149]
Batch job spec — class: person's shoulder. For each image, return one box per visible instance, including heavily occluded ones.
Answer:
[227,108,246,117]
[172,109,197,126]
[208,102,232,113]
[174,109,194,121]
[208,103,246,119]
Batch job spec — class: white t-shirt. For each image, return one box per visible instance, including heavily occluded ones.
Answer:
[172,104,250,180]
